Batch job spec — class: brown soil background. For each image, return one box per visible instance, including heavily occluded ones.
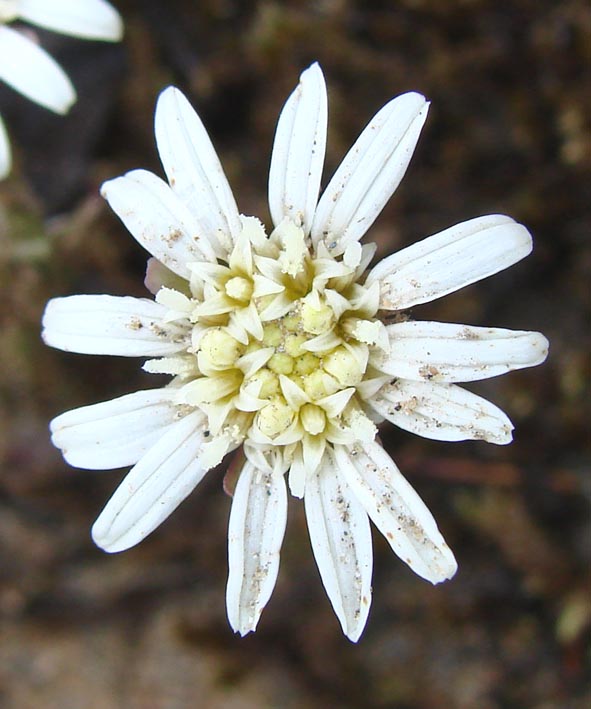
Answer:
[0,1,589,707]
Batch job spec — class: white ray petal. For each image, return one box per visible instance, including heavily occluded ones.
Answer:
[42,295,189,356]
[373,321,549,382]
[335,441,457,584]
[311,92,428,253]
[0,25,75,114]
[18,0,123,41]
[268,62,327,233]
[50,389,186,470]
[226,458,288,636]
[0,114,11,179]
[367,215,533,310]
[368,379,514,444]
[92,410,209,552]
[155,86,241,255]
[304,449,372,642]
[101,169,216,278]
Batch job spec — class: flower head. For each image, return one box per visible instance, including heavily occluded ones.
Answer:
[42,64,549,641]
[0,0,123,178]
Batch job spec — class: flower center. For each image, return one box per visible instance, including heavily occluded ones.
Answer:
[149,214,383,458]
[253,302,364,404]
[225,276,253,303]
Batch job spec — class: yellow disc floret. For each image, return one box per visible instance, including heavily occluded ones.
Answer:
[267,352,294,375]
[302,369,339,400]
[199,328,244,369]
[262,323,283,347]
[323,346,364,386]
[294,352,320,376]
[301,294,335,335]
[300,403,327,435]
[248,368,280,399]
[256,396,295,438]
[225,276,253,303]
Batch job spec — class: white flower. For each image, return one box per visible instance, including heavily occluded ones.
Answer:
[42,64,549,641]
[0,0,123,178]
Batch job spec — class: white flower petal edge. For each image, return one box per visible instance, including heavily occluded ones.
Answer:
[335,441,457,584]
[366,215,533,310]
[226,456,288,636]
[304,449,372,642]
[268,62,327,234]
[42,295,189,356]
[50,389,186,470]
[92,410,211,553]
[0,113,11,179]
[374,322,549,383]
[368,379,514,444]
[0,25,75,114]
[101,169,217,279]
[18,0,123,41]
[155,87,241,256]
[311,91,428,254]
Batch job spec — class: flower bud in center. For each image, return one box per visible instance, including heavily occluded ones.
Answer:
[199,328,244,369]
[301,294,335,335]
[225,276,253,303]
[300,403,327,435]
[323,346,364,386]
[256,397,295,438]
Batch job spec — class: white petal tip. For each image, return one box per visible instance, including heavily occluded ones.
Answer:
[91,519,135,554]
[99,176,116,198]
[91,534,124,554]
[301,61,324,81]
[495,430,514,446]
[344,624,366,643]
[156,85,183,110]
[108,18,124,43]
[529,332,550,364]
[237,625,256,637]
[56,91,77,115]
[401,91,429,115]
[427,548,458,584]
[229,616,259,637]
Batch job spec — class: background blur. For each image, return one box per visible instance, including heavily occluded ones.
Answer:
[0,1,589,707]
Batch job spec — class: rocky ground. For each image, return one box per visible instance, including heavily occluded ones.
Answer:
[0,1,589,707]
